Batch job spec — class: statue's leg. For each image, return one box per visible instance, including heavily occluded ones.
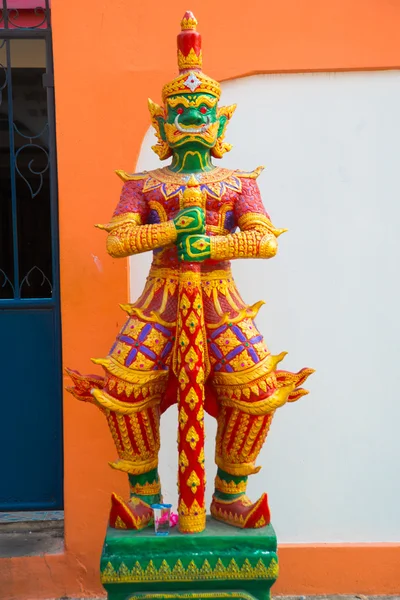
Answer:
[90,315,174,530]
[208,318,293,529]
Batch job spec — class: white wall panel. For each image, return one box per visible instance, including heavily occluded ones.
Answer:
[130,71,400,542]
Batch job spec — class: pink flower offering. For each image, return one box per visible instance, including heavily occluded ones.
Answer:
[169,512,179,527]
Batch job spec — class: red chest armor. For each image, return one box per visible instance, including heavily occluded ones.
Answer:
[145,186,238,235]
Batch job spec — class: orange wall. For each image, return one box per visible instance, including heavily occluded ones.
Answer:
[1,0,400,598]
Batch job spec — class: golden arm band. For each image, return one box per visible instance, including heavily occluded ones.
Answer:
[97,212,177,258]
[210,230,277,260]
[209,212,284,261]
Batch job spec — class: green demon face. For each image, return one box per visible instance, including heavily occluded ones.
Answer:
[158,93,227,150]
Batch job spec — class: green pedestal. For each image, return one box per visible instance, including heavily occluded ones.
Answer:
[100,517,279,600]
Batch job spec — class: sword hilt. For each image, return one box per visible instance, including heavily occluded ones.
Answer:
[179,174,207,210]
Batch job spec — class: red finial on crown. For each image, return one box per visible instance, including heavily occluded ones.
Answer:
[177,11,202,73]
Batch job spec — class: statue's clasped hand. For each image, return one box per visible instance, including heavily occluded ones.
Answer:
[173,207,206,237]
[173,207,211,262]
[178,234,211,262]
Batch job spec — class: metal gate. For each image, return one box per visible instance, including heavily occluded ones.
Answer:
[0,0,63,510]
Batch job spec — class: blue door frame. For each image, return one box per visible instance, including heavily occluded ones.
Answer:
[0,1,63,510]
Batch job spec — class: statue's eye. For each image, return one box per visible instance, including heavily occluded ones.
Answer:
[177,107,184,115]
[199,106,207,114]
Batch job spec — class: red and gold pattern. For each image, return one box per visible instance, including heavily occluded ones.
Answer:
[97,212,177,259]
[66,368,105,403]
[160,11,220,102]
[91,386,161,477]
[173,269,208,532]
[214,476,247,495]
[110,493,153,530]
[210,229,277,261]
[130,479,161,496]
[173,180,209,533]
[67,13,313,532]
[105,167,287,268]
[177,11,202,72]
[210,494,271,529]
[67,165,313,530]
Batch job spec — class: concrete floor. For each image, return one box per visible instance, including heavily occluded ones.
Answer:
[0,520,64,558]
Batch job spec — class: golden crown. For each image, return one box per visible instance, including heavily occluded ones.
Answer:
[161,11,221,102]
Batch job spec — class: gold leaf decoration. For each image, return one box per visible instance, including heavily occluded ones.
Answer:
[101,557,279,583]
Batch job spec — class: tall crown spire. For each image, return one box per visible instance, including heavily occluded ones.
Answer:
[161,11,221,102]
[177,11,202,72]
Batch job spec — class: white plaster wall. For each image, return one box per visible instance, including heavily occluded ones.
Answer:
[130,72,400,543]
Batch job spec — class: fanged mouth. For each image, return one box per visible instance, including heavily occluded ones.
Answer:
[174,115,211,134]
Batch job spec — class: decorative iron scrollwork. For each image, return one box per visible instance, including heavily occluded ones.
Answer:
[0,0,56,302]
[15,142,50,199]
[0,2,50,30]
[0,269,15,294]
[19,266,52,296]
[13,122,50,197]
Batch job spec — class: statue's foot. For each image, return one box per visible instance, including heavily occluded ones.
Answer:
[109,492,153,530]
[210,493,270,529]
